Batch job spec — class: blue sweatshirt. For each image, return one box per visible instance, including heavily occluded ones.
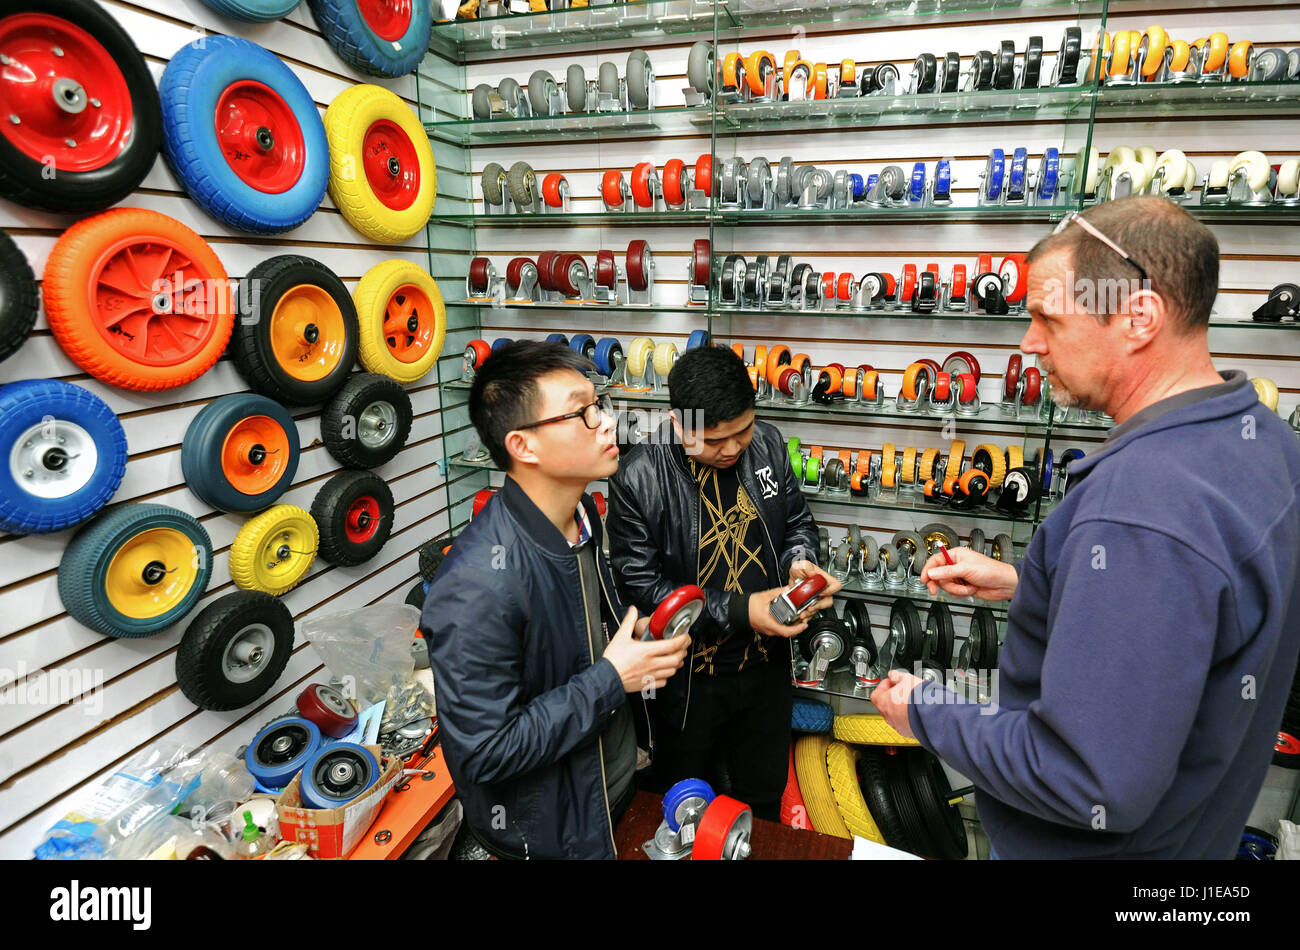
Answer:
[909,371,1300,858]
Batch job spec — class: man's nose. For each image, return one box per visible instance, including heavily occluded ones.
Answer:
[1019,321,1045,355]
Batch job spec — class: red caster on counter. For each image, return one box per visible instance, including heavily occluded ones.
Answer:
[296,683,358,738]
[693,795,754,860]
[644,584,705,640]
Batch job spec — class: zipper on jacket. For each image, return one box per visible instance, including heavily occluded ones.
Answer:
[578,545,619,858]
[595,547,654,754]
[682,489,700,731]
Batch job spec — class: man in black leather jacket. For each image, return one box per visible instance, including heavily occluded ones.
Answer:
[422,342,690,859]
[607,345,839,820]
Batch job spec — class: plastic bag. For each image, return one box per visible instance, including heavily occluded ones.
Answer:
[35,742,203,860]
[301,604,433,731]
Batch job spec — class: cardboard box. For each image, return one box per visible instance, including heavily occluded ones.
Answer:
[275,745,402,860]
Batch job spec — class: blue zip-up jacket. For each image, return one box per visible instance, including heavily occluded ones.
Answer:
[910,372,1300,858]
[423,477,651,859]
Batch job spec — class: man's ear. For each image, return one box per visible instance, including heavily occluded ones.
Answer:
[1125,288,1163,342]
[670,411,684,439]
[504,429,538,467]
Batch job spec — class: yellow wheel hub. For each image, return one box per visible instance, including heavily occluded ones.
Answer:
[105,527,199,620]
[230,505,319,595]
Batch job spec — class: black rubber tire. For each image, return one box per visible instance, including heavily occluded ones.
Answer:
[232,255,360,406]
[859,748,913,851]
[887,748,937,857]
[907,748,968,859]
[311,470,395,567]
[890,599,925,668]
[419,533,453,582]
[0,0,161,213]
[925,602,955,667]
[971,607,1000,668]
[914,53,937,92]
[844,599,877,664]
[995,40,1016,89]
[321,373,413,468]
[405,578,427,611]
[176,590,294,711]
[0,229,38,363]
[1024,36,1043,88]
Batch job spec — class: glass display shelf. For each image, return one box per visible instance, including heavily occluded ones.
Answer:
[718,85,1092,134]
[445,450,1054,520]
[440,209,710,227]
[452,297,1297,330]
[1093,80,1300,119]
[426,106,712,145]
[1183,204,1300,225]
[429,0,728,58]
[454,299,710,315]
[832,576,1010,615]
[729,0,1102,32]
[712,203,1077,225]
[794,660,999,702]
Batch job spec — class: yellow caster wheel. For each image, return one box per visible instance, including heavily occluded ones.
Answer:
[1277,159,1300,197]
[945,439,966,482]
[1135,145,1158,181]
[1006,443,1024,472]
[1207,159,1230,190]
[324,84,436,244]
[1252,377,1279,412]
[971,443,1007,488]
[880,442,897,488]
[652,341,679,378]
[626,337,655,379]
[1228,40,1253,79]
[354,260,445,383]
[918,447,940,482]
[1139,25,1169,78]
[899,446,917,484]
[1076,146,1100,195]
[230,505,319,596]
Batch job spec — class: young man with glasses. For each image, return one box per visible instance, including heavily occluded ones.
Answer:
[873,196,1300,859]
[607,345,840,821]
[423,341,690,859]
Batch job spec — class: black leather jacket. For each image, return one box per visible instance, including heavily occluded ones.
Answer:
[607,419,820,729]
[422,476,651,860]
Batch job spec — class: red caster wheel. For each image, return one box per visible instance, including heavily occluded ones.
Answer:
[662,157,685,205]
[468,256,492,295]
[541,172,567,207]
[465,338,492,370]
[595,249,616,290]
[296,683,358,738]
[1021,366,1042,405]
[837,272,853,302]
[631,161,655,207]
[933,371,951,401]
[692,795,753,860]
[901,263,918,303]
[692,239,711,286]
[769,573,827,625]
[943,349,981,383]
[955,372,977,403]
[999,253,1028,304]
[1003,353,1022,400]
[694,153,713,197]
[950,264,967,301]
[601,169,625,208]
[647,584,706,640]
[472,488,494,518]
[626,239,652,291]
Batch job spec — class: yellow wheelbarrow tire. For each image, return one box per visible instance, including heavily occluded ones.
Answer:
[833,713,921,747]
[324,84,436,244]
[826,740,887,844]
[230,504,319,596]
[354,259,446,383]
[793,734,851,839]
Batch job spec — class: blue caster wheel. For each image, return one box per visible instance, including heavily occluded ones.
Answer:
[299,741,380,809]
[1038,148,1060,201]
[985,148,1005,201]
[546,333,569,345]
[686,330,710,350]
[244,717,322,790]
[569,334,596,360]
[491,338,512,351]
[849,173,865,201]
[663,778,715,833]
[593,337,622,376]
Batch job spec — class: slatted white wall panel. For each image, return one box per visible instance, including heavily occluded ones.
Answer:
[0,0,458,858]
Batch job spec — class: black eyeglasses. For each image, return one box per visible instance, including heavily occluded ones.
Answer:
[1053,211,1153,290]
[516,393,614,431]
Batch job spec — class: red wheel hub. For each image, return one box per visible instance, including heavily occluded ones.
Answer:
[215,80,305,194]
[357,0,412,42]
[344,495,381,544]
[92,237,223,366]
[0,13,133,173]
[363,119,420,211]
[648,584,705,640]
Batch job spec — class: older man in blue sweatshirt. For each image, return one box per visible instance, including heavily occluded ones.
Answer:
[873,196,1300,859]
